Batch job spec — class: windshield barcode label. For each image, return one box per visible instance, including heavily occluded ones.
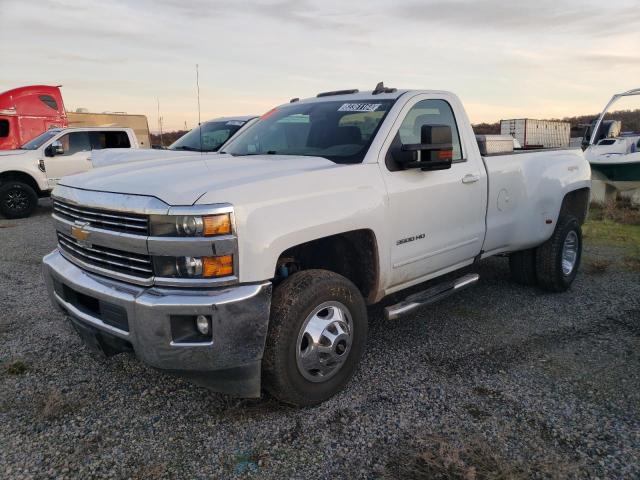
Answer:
[338,103,381,112]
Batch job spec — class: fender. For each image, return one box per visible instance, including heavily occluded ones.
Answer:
[196,162,391,291]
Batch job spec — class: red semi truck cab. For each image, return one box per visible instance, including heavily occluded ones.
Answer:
[0,85,69,150]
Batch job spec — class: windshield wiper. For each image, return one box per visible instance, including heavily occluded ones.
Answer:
[171,146,201,151]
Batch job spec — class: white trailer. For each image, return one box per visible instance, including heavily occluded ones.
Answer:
[501,118,570,149]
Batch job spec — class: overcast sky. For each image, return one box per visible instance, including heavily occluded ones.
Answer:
[1,0,639,131]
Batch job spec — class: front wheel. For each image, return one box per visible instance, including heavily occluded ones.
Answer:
[536,215,582,292]
[0,181,38,219]
[262,269,368,406]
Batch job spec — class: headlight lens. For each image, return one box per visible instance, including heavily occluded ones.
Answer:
[154,255,234,278]
[149,213,232,237]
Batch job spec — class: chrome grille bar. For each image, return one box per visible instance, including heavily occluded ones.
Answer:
[57,233,153,278]
[53,200,149,234]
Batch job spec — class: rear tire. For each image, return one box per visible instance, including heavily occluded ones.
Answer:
[535,215,582,292]
[0,181,38,219]
[262,269,367,406]
[509,249,537,286]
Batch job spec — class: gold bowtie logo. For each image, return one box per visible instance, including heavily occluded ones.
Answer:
[71,222,90,242]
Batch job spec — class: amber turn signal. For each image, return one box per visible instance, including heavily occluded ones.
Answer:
[203,214,232,236]
[202,255,233,277]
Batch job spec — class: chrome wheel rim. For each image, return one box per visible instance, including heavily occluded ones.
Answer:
[5,189,29,212]
[296,301,353,383]
[561,231,579,276]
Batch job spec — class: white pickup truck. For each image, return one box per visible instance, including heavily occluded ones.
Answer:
[42,84,591,406]
[0,127,138,218]
[89,116,257,168]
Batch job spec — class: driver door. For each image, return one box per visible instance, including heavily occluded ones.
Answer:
[43,131,92,188]
[380,95,485,289]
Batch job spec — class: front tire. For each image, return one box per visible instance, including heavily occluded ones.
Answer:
[262,269,368,406]
[0,181,38,219]
[535,215,582,292]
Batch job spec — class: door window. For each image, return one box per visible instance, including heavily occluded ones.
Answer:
[0,120,9,138]
[39,95,58,111]
[89,131,131,149]
[387,99,463,171]
[58,132,91,155]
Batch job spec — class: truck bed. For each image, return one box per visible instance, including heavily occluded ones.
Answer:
[483,147,579,157]
[480,148,590,257]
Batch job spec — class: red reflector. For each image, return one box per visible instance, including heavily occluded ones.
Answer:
[438,150,453,160]
[260,107,278,120]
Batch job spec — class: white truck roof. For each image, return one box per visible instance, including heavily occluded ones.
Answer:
[290,88,454,106]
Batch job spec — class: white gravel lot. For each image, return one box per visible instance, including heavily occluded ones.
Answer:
[0,199,639,479]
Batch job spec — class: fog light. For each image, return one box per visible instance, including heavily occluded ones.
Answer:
[196,315,210,335]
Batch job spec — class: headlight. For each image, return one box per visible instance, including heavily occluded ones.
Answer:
[149,213,231,237]
[154,255,234,278]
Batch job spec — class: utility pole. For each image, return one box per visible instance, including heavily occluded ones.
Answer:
[157,98,164,147]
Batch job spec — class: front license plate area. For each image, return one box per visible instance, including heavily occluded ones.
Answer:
[67,315,133,357]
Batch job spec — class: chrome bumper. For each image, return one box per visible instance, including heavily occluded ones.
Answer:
[42,249,272,397]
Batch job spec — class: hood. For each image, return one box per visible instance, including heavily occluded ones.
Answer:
[0,149,28,157]
[59,154,340,205]
[90,148,202,168]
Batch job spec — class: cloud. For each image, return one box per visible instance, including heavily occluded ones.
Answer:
[578,53,640,67]
[397,0,640,37]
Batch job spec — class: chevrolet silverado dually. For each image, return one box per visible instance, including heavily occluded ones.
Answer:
[42,83,591,406]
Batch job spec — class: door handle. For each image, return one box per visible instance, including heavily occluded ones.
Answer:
[462,174,480,184]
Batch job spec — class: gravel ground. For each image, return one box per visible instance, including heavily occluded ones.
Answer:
[1,199,639,479]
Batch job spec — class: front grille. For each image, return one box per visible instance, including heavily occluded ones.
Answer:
[57,232,153,279]
[53,199,149,235]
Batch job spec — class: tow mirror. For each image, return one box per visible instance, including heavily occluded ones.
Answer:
[396,125,454,171]
[45,140,64,157]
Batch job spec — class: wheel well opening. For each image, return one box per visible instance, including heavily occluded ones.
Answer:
[275,230,379,303]
[560,187,590,225]
[0,171,42,197]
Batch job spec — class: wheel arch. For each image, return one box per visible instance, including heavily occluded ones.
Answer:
[273,229,380,304]
[559,187,590,225]
[0,170,44,197]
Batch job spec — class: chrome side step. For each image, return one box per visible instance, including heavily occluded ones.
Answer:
[384,273,479,320]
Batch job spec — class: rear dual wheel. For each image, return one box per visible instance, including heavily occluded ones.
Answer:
[509,215,582,292]
[535,215,582,292]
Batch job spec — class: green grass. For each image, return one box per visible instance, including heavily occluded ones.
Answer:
[583,219,640,249]
[583,205,640,272]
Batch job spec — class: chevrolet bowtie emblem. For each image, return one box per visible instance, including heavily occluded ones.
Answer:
[71,222,91,245]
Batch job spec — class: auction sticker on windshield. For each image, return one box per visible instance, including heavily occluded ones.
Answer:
[338,103,382,112]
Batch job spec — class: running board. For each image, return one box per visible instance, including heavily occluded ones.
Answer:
[384,273,479,320]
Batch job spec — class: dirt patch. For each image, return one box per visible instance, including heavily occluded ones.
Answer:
[385,436,527,479]
[37,389,75,420]
[585,258,612,274]
[3,359,29,375]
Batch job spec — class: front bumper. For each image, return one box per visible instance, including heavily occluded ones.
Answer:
[43,249,272,397]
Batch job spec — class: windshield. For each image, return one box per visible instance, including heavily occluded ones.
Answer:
[222,100,395,163]
[20,129,61,150]
[169,120,247,152]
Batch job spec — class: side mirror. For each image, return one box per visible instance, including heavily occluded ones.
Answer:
[396,125,454,171]
[45,140,64,157]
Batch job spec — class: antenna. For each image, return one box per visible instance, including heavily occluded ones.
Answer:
[196,64,203,154]
[157,98,164,147]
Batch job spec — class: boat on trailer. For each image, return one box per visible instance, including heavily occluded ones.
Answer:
[585,88,640,192]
